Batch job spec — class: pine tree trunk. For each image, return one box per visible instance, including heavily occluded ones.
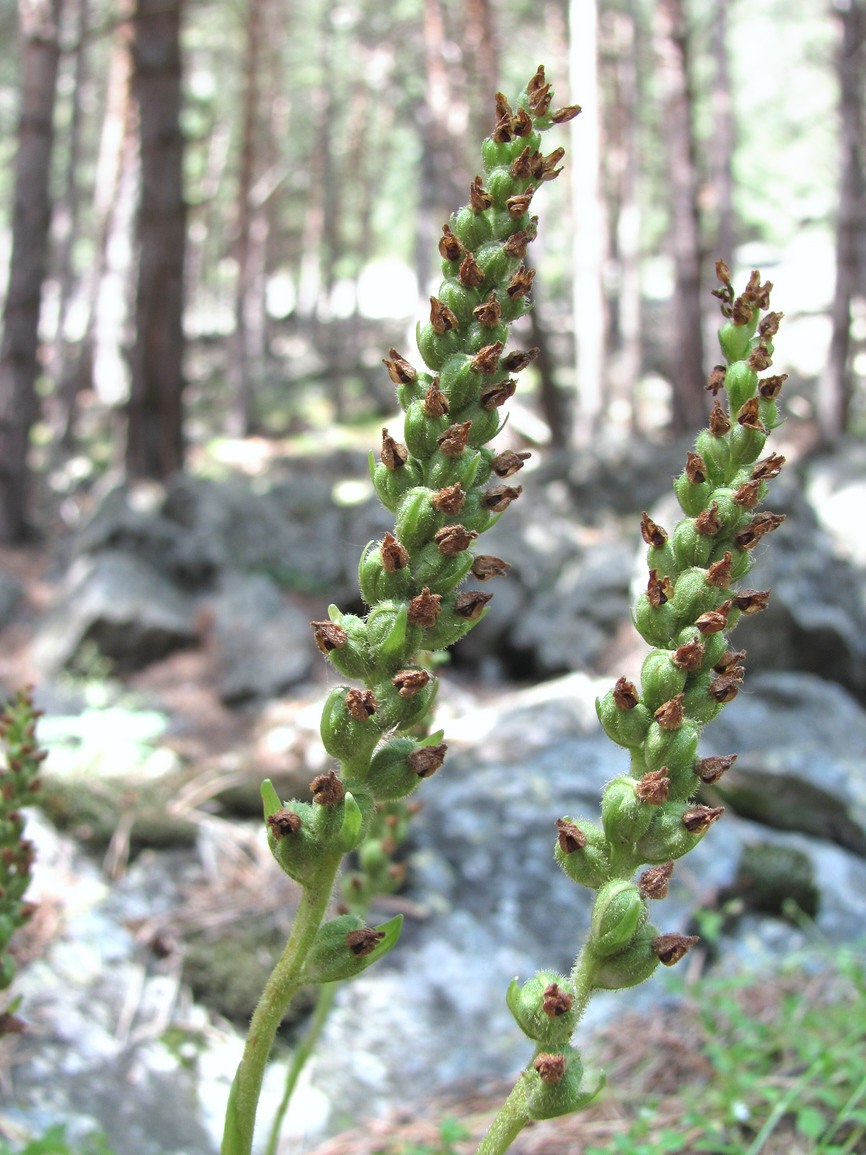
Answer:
[0,0,63,543]
[821,0,866,440]
[654,0,706,435]
[126,0,186,480]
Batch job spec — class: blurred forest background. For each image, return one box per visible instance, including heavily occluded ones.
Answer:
[0,0,862,545]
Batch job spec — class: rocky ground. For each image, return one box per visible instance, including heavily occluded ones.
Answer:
[1,430,866,1153]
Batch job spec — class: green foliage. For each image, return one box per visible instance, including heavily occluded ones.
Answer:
[0,1126,116,1155]
[381,1117,471,1155]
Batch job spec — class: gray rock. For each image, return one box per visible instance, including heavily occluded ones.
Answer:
[32,551,198,675]
[207,572,314,703]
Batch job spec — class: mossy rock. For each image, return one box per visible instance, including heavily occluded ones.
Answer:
[732,843,820,920]
[38,764,198,854]
[182,926,315,1026]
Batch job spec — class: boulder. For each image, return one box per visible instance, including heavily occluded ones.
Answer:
[32,550,199,675]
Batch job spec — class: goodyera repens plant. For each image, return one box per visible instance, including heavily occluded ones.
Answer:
[221,68,789,1155]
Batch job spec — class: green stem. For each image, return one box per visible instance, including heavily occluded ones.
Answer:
[263,982,339,1155]
[221,853,342,1155]
[473,1074,531,1155]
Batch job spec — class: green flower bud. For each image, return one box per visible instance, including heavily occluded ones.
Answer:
[417,598,481,649]
[426,443,483,490]
[358,539,415,605]
[474,241,514,286]
[595,688,652,749]
[370,454,424,512]
[633,593,678,649]
[671,519,713,569]
[525,1048,589,1122]
[554,818,611,890]
[506,971,580,1046]
[729,421,767,467]
[395,487,444,553]
[590,881,647,958]
[303,913,403,984]
[416,320,462,371]
[464,319,510,353]
[724,360,758,412]
[366,601,419,666]
[364,732,447,800]
[673,471,714,518]
[600,776,654,848]
[481,136,517,170]
[670,567,721,626]
[313,611,369,680]
[486,165,517,206]
[640,650,688,713]
[681,669,726,725]
[591,923,661,990]
[718,320,754,363]
[456,401,502,447]
[646,540,677,579]
[371,673,437,732]
[403,399,451,459]
[643,719,700,777]
[265,801,322,884]
[633,802,710,863]
[439,354,481,409]
[410,541,475,592]
[438,279,480,327]
[451,204,494,250]
[694,428,731,486]
[319,686,381,766]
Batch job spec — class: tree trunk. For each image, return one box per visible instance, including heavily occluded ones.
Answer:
[654,0,706,435]
[126,0,186,480]
[0,0,63,542]
[709,0,735,266]
[821,0,866,441]
[568,0,607,444]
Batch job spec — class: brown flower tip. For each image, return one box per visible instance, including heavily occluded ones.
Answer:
[647,569,675,607]
[695,502,722,537]
[490,448,530,477]
[480,377,517,410]
[682,805,724,834]
[506,187,536,218]
[506,265,536,299]
[748,344,773,372]
[734,511,786,550]
[483,484,522,512]
[706,551,734,589]
[310,769,346,806]
[381,531,410,572]
[346,688,378,719]
[431,483,465,514]
[759,373,787,400]
[685,452,708,485]
[473,292,502,327]
[311,620,347,653]
[408,587,443,627]
[709,672,742,704]
[382,349,416,386]
[709,400,732,436]
[640,511,669,549]
[694,605,730,635]
[694,753,737,784]
[713,647,746,673]
[639,861,674,900]
[733,480,762,509]
[346,927,386,957]
[423,379,450,417]
[551,103,582,124]
[267,808,302,838]
[526,65,551,113]
[469,175,494,213]
[471,554,511,581]
[759,310,783,338]
[652,932,700,967]
[542,983,574,1018]
[392,669,431,698]
[472,341,504,375]
[613,676,640,710]
[556,817,587,854]
[454,590,493,620]
[408,742,447,778]
[635,767,671,805]
[381,428,409,470]
[732,589,770,615]
[736,396,765,432]
[706,364,727,395]
[654,694,685,731]
[502,347,539,373]
[430,297,459,334]
[534,1052,567,1085]
[433,523,478,555]
[0,1011,26,1037]
[752,453,785,481]
[438,224,464,262]
[459,252,485,288]
[504,220,538,258]
[437,421,473,456]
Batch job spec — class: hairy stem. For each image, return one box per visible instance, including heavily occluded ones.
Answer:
[221,853,342,1155]
[474,1075,531,1155]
